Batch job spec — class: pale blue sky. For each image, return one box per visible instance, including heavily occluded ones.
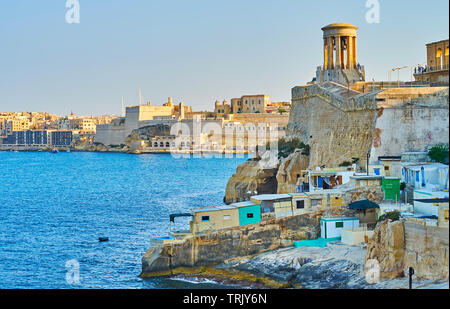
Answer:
[0,0,448,115]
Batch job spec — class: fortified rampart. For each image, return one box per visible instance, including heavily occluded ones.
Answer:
[287,82,379,168]
[369,87,449,162]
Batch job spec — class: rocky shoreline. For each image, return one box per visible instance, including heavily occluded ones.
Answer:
[143,242,449,289]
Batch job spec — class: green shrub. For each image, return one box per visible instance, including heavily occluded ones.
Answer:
[400,182,406,191]
[271,138,310,158]
[378,210,401,222]
[339,161,352,167]
[428,143,449,164]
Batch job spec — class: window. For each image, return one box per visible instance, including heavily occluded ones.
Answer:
[201,216,210,222]
[335,221,344,228]
[247,213,254,219]
[311,199,322,207]
[384,166,389,171]
[296,200,305,209]
[223,215,231,220]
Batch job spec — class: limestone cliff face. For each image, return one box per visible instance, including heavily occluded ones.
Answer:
[287,82,378,169]
[224,151,279,204]
[365,219,449,280]
[276,150,309,194]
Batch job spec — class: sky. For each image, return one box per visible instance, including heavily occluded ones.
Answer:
[0,0,448,116]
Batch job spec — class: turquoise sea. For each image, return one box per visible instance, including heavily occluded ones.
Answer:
[0,151,248,289]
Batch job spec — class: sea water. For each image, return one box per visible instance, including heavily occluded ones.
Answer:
[0,151,248,289]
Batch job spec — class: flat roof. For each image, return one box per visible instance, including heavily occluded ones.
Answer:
[404,163,448,171]
[321,216,359,222]
[229,201,258,208]
[413,198,449,204]
[309,170,341,176]
[306,189,344,195]
[250,194,292,201]
[414,190,449,198]
[350,175,382,179]
[192,205,238,213]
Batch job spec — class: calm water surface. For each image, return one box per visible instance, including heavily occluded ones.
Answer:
[0,152,248,288]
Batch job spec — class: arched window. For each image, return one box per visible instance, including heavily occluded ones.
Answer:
[160,142,164,147]
[166,142,170,147]
[436,48,443,70]
[445,47,449,68]
[154,142,158,147]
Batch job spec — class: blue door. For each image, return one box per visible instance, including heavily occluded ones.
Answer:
[374,168,380,176]
[318,177,323,188]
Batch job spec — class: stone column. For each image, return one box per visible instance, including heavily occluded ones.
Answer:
[328,37,333,70]
[335,36,341,69]
[346,36,350,69]
[324,38,328,70]
[347,36,353,69]
[353,36,357,69]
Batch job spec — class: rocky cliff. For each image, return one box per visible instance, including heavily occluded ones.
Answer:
[276,150,309,194]
[365,219,449,280]
[224,149,309,203]
[223,151,279,204]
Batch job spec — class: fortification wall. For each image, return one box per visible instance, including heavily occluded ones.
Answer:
[287,84,449,168]
[287,83,378,168]
[95,124,130,146]
[369,88,449,161]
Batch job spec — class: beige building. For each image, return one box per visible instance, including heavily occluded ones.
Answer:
[78,118,96,133]
[414,39,449,85]
[214,100,231,115]
[7,118,30,132]
[95,98,191,146]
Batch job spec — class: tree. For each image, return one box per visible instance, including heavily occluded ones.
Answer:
[428,143,449,164]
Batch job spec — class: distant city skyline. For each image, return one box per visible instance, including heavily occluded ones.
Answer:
[0,0,448,115]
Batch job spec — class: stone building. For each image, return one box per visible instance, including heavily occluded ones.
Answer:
[288,23,449,169]
[316,23,365,85]
[95,98,191,146]
[414,39,449,85]
[214,99,231,115]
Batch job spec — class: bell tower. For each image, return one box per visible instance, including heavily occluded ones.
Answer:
[316,23,365,85]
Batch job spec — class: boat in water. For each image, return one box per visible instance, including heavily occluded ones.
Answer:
[50,148,59,154]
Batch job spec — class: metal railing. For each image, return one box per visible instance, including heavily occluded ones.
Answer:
[414,64,449,74]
